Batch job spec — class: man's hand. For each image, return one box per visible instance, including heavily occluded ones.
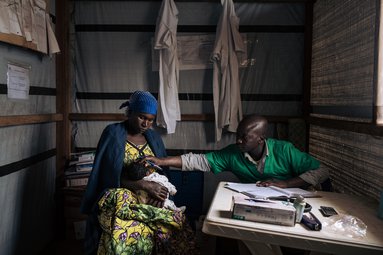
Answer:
[256,180,288,188]
[142,155,183,169]
[143,155,161,166]
[256,177,308,188]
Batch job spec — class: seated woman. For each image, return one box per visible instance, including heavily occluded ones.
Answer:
[80,91,197,255]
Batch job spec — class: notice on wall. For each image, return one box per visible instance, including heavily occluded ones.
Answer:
[7,63,30,100]
[152,34,248,71]
[177,34,216,70]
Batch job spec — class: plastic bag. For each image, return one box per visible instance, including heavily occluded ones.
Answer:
[322,214,367,239]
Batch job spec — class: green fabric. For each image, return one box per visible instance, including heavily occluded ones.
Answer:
[205,138,320,183]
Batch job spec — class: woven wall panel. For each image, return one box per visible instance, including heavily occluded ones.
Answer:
[309,125,383,203]
[311,0,376,111]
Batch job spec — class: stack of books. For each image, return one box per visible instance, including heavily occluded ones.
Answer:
[64,151,95,187]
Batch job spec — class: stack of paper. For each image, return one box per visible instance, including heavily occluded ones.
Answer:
[225,182,319,199]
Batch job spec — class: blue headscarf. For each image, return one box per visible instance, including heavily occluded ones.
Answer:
[119,91,157,115]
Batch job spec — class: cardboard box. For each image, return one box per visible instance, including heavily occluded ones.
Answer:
[231,195,296,226]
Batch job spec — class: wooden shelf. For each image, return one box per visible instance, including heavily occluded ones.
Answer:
[68,113,298,122]
[0,114,63,127]
[0,33,39,52]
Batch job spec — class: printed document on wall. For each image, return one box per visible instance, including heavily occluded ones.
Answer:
[7,63,30,100]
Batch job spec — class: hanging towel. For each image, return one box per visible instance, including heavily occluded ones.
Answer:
[154,0,181,134]
[211,0,245,141]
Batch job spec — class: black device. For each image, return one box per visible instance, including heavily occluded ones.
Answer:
[319,206,338,217]
[301,212,322,231]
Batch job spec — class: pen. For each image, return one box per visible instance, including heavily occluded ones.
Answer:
[144,159,163,170]
[245,198,273,203]
[137,156,163,170]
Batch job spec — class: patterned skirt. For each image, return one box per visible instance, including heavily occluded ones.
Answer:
[97,188,198,255]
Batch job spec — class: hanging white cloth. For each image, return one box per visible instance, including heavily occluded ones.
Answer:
[154,0,181,134]
[211,0,245,141]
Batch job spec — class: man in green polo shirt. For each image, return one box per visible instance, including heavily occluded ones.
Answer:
[147,115,328,188]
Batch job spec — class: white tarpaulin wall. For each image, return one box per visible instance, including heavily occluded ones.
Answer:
[0,2,57,254]
[72,1,305,151]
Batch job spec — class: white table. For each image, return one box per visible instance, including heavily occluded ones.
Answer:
[202,182,383,255]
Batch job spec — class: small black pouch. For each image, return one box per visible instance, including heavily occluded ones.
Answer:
[301,212,322,231]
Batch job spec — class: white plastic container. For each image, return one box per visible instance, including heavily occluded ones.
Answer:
[294,195,306,222]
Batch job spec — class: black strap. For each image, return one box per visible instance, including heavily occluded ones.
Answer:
[126,140,148,158]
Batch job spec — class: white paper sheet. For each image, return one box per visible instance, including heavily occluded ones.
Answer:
[225,182,319,199]
[7,63,30,100]
[21,0,33,41]
[152,34,247,71]
[46,13,60,54]
[8,0,23,36]
[31,0,47,53]
[0,1,11,33]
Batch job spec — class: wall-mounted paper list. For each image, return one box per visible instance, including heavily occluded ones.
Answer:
[7,63,30,100]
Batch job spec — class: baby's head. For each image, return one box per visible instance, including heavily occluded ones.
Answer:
[122,161,150,181]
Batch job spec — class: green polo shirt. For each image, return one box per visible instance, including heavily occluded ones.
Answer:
[205,138,320,183]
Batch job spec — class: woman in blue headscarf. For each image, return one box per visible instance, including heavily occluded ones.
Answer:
[81,91,197,255]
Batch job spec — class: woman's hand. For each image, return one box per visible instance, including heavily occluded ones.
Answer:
[121,178,168,208]
[147,197,165,208]
[144,181,168,208]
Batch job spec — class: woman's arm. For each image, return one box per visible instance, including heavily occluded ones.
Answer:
[121,178,168,207]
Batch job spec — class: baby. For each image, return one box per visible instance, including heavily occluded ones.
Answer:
[122,161,186,212]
